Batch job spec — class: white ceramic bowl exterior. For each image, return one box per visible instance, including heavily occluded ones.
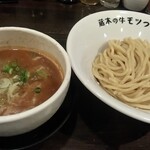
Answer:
[67,10,150,124]
[0,27,71,136]
[123,0,149,11]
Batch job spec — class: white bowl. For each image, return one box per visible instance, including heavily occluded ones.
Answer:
[0,27,71,136]
[123,0,149,11]
[67,10,150,124]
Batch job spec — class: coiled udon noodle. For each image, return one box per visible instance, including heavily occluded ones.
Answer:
[92,38,150,110]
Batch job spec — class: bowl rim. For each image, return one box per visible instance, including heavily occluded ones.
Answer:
[0,26,71,122]
[67,10,150,124]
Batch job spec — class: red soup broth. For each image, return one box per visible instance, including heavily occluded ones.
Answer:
[0,47,64,116]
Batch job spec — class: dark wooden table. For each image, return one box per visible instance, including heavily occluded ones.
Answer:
[0,0,150,150]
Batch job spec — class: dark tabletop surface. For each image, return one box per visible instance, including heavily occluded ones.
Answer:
[0,0,150,150]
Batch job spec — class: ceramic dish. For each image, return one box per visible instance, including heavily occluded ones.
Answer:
[67,10,150,123]
[0,27,71,136]
[0,86,75,149]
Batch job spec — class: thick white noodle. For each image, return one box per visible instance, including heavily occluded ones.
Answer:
[92,38,150,110]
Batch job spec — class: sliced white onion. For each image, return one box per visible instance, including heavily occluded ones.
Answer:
[0,78,11,89]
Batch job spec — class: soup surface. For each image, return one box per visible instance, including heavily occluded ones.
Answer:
[0,47,63,115]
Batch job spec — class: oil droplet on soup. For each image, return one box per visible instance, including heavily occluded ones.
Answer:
[0,48,64,115]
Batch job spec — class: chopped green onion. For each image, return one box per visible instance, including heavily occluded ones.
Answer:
[19,69,30,83]
[15,66,20,72]
[2,61,30,83]
[36,69,48,78]
[34,87,41,93]
[2,64,13,74]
